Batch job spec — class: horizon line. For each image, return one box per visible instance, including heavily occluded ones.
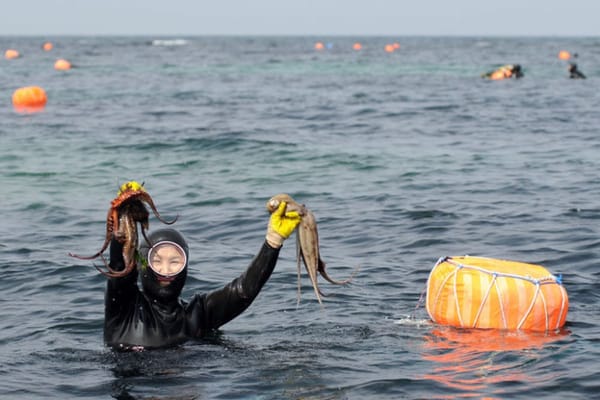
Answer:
[1,33,598,38]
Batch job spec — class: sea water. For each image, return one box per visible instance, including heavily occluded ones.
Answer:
[1,36,599,399]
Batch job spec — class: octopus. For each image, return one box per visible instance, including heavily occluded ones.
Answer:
[69,181,177,278]
[266,193,357,305]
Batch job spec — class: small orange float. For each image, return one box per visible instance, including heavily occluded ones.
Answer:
[43,42,53,51]
[54,58,72,70]
[5,49,20,59]
[314,42,325,50]
[384,44,395,53]
[353,42,362,51]
[12,86,47,113]
[426,256,568,331]
[558,50,571,60]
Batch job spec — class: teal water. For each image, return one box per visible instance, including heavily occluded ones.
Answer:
[1,36,600,399]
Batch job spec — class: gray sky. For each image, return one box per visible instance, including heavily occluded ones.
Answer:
[2,0,599,36]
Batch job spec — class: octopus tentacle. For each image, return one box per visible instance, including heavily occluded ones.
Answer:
[296,233,303,306]
[91,212,138,278]
[318,258,358,285]
[266,193,355,306]
[136,192,178,225]
[94,259,136,278]
[92,254,122,277]
[68,209,116,260]
[70,182,175,279]
[298,212,326,304]
[93,257,112,276]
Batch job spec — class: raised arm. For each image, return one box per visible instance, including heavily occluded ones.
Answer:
[186,201,301,334]
[188,241,280,331]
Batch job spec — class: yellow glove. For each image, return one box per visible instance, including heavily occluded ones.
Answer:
[266,201,302,248]
[117,180,144,196]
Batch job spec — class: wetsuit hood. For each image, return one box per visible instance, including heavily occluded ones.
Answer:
[139,228,189,303]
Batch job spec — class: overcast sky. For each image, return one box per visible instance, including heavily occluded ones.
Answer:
[2,0,599,36]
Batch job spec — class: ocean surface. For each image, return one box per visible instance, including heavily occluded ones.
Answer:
[1,36,600,399]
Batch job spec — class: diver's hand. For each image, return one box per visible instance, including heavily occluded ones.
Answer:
[266,201,301,248]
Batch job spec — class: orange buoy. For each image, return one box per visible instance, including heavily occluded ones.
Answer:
[426,256,568,331]
[558,50,571,60]
[353,42,362,51]
[43,42,53,51]
[392,42,400,49]
[54,58,72,70]
[5,49,20,59]
[314,42,325,50]
[12,86,47,113]
[384,44,395,53]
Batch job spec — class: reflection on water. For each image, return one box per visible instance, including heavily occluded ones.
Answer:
[420,326,571,398]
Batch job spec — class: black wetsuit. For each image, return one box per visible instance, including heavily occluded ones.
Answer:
[569,64,586,79]
[104,238,280,349]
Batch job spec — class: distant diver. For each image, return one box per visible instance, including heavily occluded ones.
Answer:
[568,63,586,79]
[482,64,523,80]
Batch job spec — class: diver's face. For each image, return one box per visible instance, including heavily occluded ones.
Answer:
[148,242,187,278]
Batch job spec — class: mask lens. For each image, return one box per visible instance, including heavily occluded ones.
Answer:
[148,241,186,277]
